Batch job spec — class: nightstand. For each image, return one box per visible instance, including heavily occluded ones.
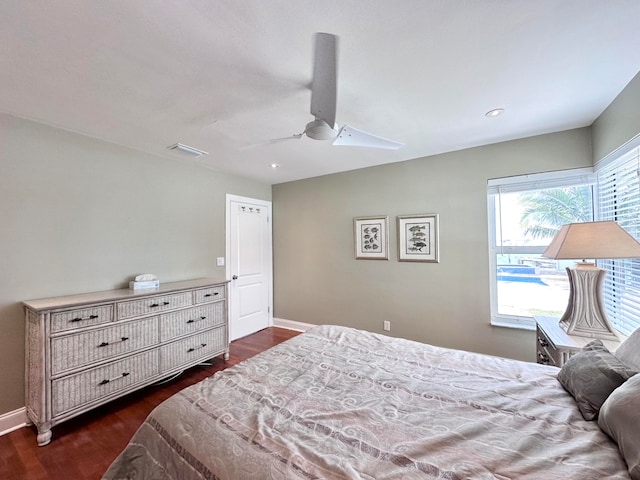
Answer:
[534,315,625,367]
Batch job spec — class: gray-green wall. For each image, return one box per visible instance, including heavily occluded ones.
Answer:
[0,113,270,414]
[592,71,640,162]
[273,129,592,361]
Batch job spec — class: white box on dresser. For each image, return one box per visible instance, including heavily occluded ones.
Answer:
[24,278,229,446]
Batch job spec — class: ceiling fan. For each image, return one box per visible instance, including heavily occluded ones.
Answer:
[293,33,404,150]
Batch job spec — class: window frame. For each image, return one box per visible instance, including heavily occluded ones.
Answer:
[487,168,596,330]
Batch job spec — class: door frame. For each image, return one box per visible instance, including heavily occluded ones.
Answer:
[225,194,273,337]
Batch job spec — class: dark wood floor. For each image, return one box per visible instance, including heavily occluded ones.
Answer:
[0,327,300,480]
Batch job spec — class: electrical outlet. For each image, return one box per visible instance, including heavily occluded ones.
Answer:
[216,257,225,267]
[383,320,391,331]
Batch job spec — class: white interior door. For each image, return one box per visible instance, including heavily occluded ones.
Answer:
[226,195,272,341]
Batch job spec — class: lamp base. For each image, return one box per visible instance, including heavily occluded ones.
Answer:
[559,263,618,340]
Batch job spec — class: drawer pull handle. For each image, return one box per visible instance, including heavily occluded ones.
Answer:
[204,292,219,297]
[150,301,170,307]
[537,352,550,364]
[187,343,207,353]
[97,337,129,348]
[98,371,130,386]
[537,336,549,347]
[186,316,207,324]
[70,314,99,323]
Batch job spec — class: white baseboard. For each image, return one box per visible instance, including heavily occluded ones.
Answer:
[0,407,28,436]
[273,317,315,332]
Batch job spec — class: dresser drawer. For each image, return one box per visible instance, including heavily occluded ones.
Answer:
[51,317,159,374]
[51,349,159,416]
[194,285,225,303]
[51,305,114,333]
[159,303,225,341]
[160,328,226,372]
[536,327,557,366]
[536,345,557,366]
[117,291,193,319]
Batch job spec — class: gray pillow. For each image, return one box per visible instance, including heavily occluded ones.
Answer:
[557,339,636,420]
[598,374,640,480]
[615,327,640,371]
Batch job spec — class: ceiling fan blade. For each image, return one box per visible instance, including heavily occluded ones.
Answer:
[333,125,404,150]
[240,134,303,150]
[310,33,338,128]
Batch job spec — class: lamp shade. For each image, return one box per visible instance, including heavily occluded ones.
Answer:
[542,221,640,260]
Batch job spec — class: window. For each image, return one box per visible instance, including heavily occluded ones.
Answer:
[487,169,595,329]
[596,144,640,336]
[488,141,640,336]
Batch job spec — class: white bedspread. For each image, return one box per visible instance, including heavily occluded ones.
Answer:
[103,325,630,479]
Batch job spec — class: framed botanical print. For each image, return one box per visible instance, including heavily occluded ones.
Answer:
[354,216,389,260]
[397,214,439,262]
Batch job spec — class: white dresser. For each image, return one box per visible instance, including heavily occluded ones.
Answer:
[24,278,229,446]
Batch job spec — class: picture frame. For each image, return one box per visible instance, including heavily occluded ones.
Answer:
[397,214,439,263]
[354,216,389,260]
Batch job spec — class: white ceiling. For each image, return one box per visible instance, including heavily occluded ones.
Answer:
[2,1,640,184]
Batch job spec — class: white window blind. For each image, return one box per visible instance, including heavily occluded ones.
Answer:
[596,145,640,336]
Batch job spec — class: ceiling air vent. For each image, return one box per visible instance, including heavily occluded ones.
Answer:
[167,143,208,157]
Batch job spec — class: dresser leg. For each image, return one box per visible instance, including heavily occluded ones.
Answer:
[36,425,52,446]
[224,351,229,361]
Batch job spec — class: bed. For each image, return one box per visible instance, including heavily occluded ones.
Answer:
[103,324,639,479]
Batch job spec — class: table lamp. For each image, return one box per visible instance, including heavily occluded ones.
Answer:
[542,221,640,339]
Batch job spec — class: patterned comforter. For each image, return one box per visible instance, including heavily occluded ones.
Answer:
[103,325,630,479]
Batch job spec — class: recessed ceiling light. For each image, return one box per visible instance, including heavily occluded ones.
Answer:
[485,108,504,118]
[269,163,280,169]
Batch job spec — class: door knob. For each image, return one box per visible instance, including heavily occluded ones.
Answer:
[232,275,238,280]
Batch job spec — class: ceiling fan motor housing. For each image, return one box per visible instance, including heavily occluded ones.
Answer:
[305,119,338,140]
